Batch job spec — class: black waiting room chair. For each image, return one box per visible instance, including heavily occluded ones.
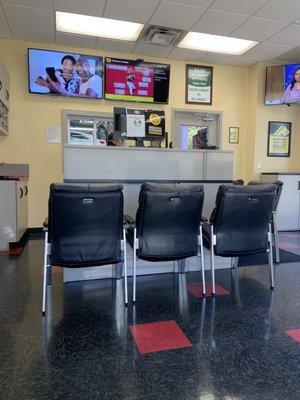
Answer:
[203,184,277,294]
[42,184,127,315]
[127,183,206,302]
[248,180,283,264]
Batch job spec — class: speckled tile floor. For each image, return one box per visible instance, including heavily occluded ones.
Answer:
[0,235,299,400]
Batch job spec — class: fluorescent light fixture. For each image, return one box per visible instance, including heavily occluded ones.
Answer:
[178,32,258,55]
[56,11,144,42]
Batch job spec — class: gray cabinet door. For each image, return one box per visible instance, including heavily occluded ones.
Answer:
[277,175,300,231]
[0,181,16,249]
[16,181,28,241]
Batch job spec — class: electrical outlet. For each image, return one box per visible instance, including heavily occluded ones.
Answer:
[257,162,262,170]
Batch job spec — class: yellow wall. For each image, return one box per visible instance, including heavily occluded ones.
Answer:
[0,38,251,227]
[0,39,299,227]
[249,63,300,179]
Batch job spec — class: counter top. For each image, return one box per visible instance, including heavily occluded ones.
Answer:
[0,164,29,179]
[0,176,28,181]
[262,172,300,175]
[63,144,233,154]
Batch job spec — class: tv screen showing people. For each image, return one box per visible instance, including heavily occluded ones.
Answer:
[28,48,103,99]
[105,57,170,104]
[265,63,300,105]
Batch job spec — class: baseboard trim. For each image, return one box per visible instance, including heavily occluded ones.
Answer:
[10,227,44,248]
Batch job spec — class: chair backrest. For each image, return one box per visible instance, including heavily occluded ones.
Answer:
[210,184,276,256]
[247,180,283,212]
[48,184,123,267]
[136,183,204,261]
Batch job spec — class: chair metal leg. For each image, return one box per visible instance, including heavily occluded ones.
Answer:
[231,257,239,269]
[273,212,280,264]
[268,223,275,289]
[133,228,137,303]
[42,230,48,316]
[199,225,206,295]
[178,259,186,274]
[210,224,216,295]
[123,229,128,306]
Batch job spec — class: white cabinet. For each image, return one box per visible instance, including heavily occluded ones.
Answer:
[0,58,10,136]
[0,180,28,250]
[261,173,300,231]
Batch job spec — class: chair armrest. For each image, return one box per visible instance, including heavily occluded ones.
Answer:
[123,214,135,229]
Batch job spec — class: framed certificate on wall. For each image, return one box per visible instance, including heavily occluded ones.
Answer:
[185,64,213,105]
[229,127,239,144]
[267,121,291,157]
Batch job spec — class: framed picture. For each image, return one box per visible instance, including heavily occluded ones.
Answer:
[229,127,239,144]
[267,121,291,157]
[185,64,213,105]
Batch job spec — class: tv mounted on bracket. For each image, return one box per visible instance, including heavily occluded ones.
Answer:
[265,63,300,105]
[104,57,170,104]
[28,48,103,99]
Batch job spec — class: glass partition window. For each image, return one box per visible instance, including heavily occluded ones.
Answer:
[67,116,113,146]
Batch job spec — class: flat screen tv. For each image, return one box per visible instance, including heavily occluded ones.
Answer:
[28,48,103,99]
[104,57,170,104]
[265,64,300,105]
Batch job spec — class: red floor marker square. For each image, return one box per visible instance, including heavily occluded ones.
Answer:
[187,282,230,298]
[285,329,300,343]
[0,247,24,256]
[129,320,192,355]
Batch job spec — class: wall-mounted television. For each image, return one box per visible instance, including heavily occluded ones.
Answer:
[265,64,300,105]
[104,57,170,104]
[28,48,103,99]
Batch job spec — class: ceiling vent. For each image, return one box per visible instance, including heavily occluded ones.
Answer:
[138,25,185,47]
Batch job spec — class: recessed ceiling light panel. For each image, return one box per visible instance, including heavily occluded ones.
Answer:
[178,32,258,55]
[56,11,144,42]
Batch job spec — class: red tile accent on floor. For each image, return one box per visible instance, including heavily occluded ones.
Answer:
[285,329,300,343]
[129,320,192,355]
[0,247,24,256]
[187,282,230,298]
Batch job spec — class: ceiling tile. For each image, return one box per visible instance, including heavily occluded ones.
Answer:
[55,32,97,49]
[104,0,159,23]
[0,25,12,38]
[192,10,248,36]
[230,56,259,66]
[95,38,135,53]
[12,27,55,43]
[212,0,269,15]
[165,0,214,6]
[53,0,106,17]
[167,47,206,61]
[201,52,238,65]
[2,0,53,8]
[150,1,206,30]
[133,43,172,57]
[267,24,300,47]
[276,46,300,62]
[244,42,293,60]
[255,0,300,22]
[0,6,7,25]
[231,17,288,42]
[3,4,54,30]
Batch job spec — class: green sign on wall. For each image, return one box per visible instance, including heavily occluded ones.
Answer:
[185,64,213,105]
